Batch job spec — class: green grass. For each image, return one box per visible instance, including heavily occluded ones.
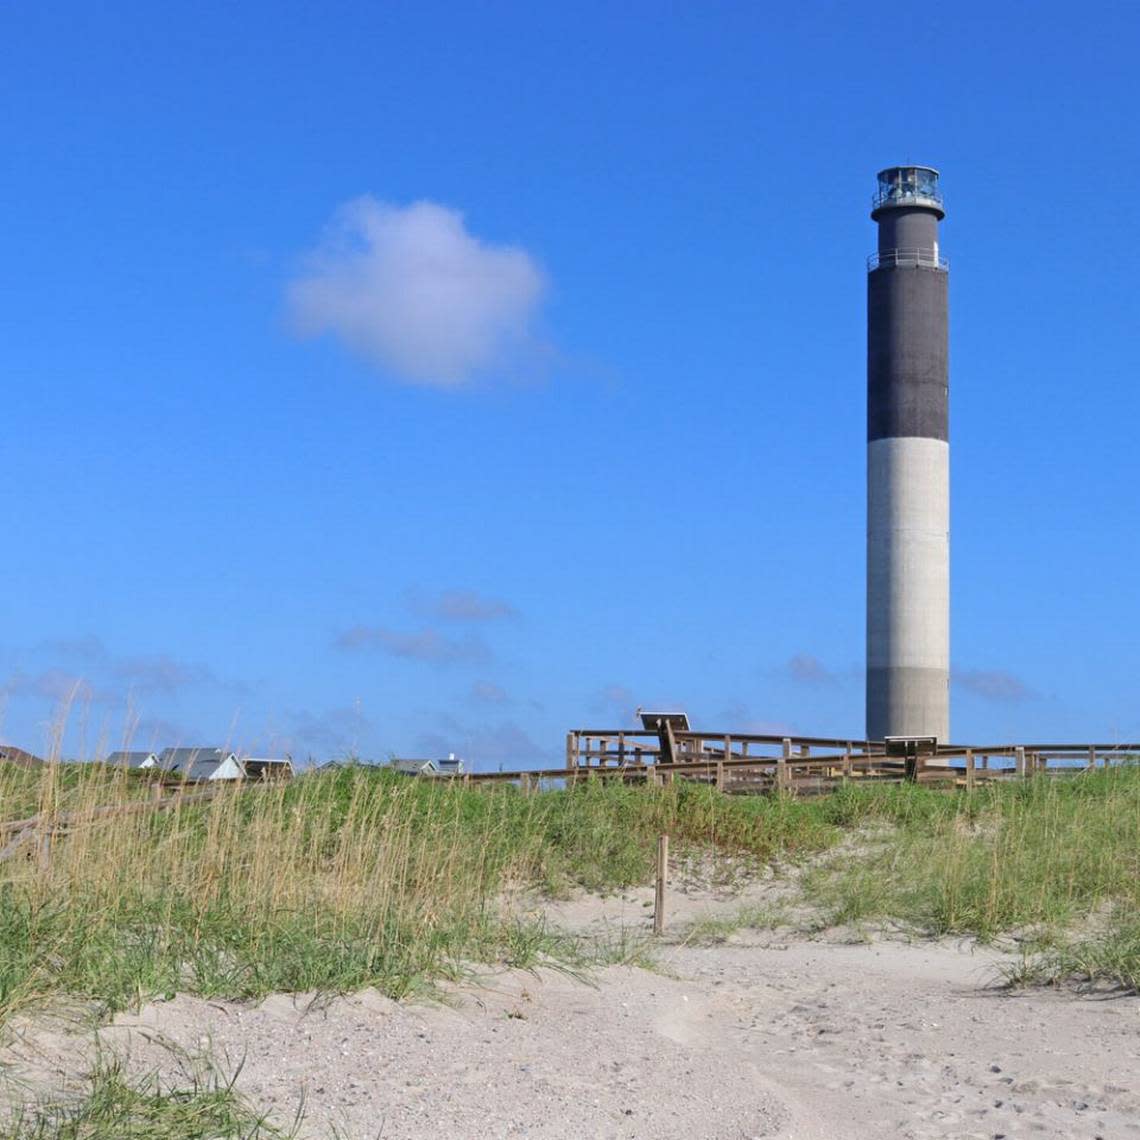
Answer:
[1,1055,296,1139]
[0,766,838,1025]
[801,769,1140,940]
[1002,914,1140,992]
[0,762,159,823]
[3,761,1140,1026]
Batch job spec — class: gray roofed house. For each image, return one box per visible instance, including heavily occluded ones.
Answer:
[389,754,465,777]
[106,750,160,770]
[389,758,438,776]
[158,747,244,782]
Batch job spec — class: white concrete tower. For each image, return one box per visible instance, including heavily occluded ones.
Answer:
[866,166,950,742]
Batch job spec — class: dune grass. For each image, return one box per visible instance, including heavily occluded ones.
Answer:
[1,1053,297,1139]
[802,768,1140,941]
[0,763,837,1026]
[2,761,1139,1028]
[0,761,158,824]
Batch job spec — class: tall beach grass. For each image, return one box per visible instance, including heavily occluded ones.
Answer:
[3,760,1140,1025]
[0,763,836,1025]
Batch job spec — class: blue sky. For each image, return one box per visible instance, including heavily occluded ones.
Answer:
[3,1,1139,764]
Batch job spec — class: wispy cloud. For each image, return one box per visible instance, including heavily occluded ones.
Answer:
[37,635,107,662]
[412,588,517,622]
[335,625,489,665]
[785,653,837,685]
[112,654,218,695]
[470,680,510,704]
[127,716,201,752]
[7,637,234,702]
[415,717,550,770]
[953,668,1034,703]
[2,669,96,705]
[590,684,637,725]
[285,705,373,757]
[288,198,547,386]
[719,700,796,736]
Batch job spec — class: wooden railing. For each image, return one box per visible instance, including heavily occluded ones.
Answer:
[508,729,1140,796]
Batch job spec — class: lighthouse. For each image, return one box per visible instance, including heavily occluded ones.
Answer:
[866,165,950,743]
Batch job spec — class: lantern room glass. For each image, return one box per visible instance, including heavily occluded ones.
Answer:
[873,167,942,211]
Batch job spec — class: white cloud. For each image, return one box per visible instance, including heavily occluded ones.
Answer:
[288,198,546,385]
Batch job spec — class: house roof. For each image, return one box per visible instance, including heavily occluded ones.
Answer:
[158,747,241,780]
[389,758,438,774]
[389,757,465,776]
[0,746,45,767]
[106,750,157,769]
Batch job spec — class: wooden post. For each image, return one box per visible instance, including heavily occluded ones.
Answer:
[1088,745,1096,771]
[965,749,975,791]
[1015,746,1026,778]
[775,737,791,791]
[842,744,853,780]
[565,732,576,770]
[653,834,668,935]
[715,760,725,791]
[618,732,626,766]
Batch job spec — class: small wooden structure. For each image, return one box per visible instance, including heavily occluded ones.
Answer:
[242,756,295,781]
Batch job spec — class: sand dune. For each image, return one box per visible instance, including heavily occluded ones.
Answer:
[4,926,1139,1139]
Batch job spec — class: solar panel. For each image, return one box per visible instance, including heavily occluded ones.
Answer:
[637,709,690,732]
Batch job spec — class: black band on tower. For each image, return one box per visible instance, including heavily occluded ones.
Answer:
[867,266,949,443]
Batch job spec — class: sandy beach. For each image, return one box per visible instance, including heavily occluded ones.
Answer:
[4,876,1139,1140]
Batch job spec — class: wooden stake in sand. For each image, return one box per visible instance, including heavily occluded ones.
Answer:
[653,834,669,935]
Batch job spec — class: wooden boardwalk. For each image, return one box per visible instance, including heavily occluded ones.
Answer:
[459,729,1140,794]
